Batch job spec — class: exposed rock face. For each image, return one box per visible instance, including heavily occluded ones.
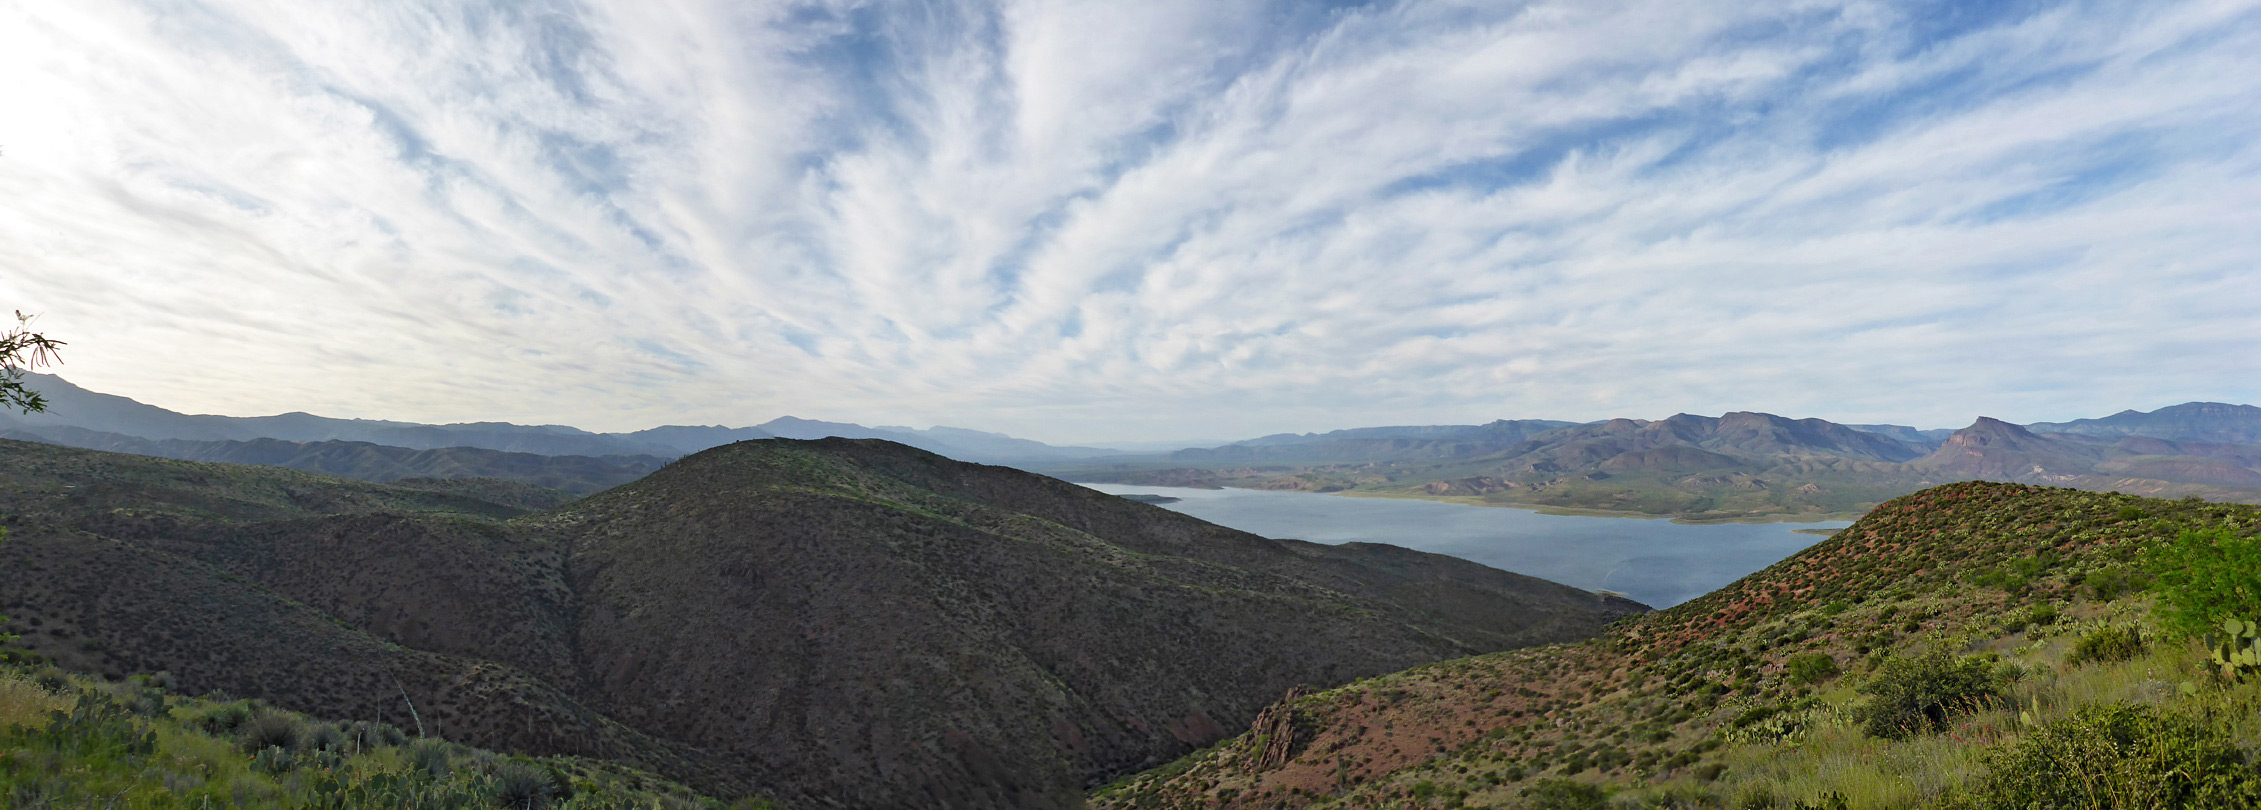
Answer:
[0,437,1645,810]
[1247,685,1311,773]
[1915,417,2105,479]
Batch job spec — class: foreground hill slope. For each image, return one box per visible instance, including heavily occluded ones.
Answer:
[537,439,1645,808]
[0,437,1640,809]
[1096,483,2261,809]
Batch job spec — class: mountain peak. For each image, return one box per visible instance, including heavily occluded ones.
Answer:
[1964,416,2033,436]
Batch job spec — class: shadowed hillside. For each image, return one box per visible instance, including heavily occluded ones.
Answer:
[0,437,1640,809]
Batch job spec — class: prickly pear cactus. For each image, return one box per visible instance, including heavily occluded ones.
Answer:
[2211,618,2261,681]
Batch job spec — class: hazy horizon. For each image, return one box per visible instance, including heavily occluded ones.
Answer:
[20,371,2248,451]
[5,1,2258,444]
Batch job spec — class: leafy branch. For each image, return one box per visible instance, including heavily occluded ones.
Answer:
[2,309,67,413]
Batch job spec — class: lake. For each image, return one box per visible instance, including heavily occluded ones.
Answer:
[1081,484,1852,608]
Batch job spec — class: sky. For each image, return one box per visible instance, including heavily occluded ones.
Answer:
[2,0,2258,445]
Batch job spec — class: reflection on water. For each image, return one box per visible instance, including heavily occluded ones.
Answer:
[1082,483,1852,609]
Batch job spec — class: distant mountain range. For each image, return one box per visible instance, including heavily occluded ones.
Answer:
[0,375,1124,490]
[1052,403,2261,520]
[0,424,666,494]
[7,374,2255,520]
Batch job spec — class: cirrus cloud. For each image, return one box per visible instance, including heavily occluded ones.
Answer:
[2,0,2256,443]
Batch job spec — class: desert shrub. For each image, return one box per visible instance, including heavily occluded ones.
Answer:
[302,721,345,752]
[1521,778,1608,810]
[2065,626,2145,666]
[2085,565,2146,601]
[0,670,68,730]
[2117,506,2148,521]
[344,719,408,749]
[191,701,253,735]
[410,738,454,777]
[1855,650,2006,739]
[2145,527,2261,640]
[1729,705,1780,729]
[1784,653,1840,686]
[0,613,44,666]
[488,760,558,809]
[237,711,302,754]
[1976,704,2258,809]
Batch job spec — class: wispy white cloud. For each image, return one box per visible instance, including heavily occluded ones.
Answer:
[2,0,2257,443]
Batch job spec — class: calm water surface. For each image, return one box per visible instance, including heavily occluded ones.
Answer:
[1082,484,1852,609]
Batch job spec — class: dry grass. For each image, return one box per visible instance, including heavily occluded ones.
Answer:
[0,671,67,730]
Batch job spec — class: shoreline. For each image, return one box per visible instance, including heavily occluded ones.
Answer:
[1082,481,1866,525]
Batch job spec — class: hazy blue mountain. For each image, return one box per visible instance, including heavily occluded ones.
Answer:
[617,424,779,456]
[0,424,664,493]
[1845,423,1957,447]
[1174,419,1580,464]
[2,374,1119,469]
[2024,402,2261,445]
[1235,419,1579,447]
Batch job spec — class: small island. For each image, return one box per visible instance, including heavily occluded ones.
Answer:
[1119,493,1183,505]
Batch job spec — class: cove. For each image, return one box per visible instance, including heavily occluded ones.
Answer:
[1082,483,1852,609]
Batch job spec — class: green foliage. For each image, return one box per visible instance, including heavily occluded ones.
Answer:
[1,668,746,809]
[1790,794,1849,810]
[2085,565,2146,602]
[2145,527,2261,641]
[2064,627,2145,667]
[1854,651,2007,739]
[1784,653,1841,686]
[1520,778,1608,810]
[489,760,559,809]
[411,738,455,777]
[240,710,305,754]
[1976,703,2258,809]
[2206,618,2261,682]
[0,310,66,414]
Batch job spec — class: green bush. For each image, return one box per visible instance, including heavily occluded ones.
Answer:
[409,738,453,777]
[1784,653,1840,686]
[237,711,302,754]
[191,701,252,736]
[1976,704,2258,809]
[1521,778,1608,810]
[487,760,558,809]
[2064,627,2145,666]
[2145,527,2261,640]
[2085,566,2145,601]
[1854,651,2006,739]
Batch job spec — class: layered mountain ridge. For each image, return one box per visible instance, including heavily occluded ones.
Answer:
[0,373,1120,465]
[1055,405,2261,520]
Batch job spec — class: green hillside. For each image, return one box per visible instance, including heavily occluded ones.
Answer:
[0,667,748,809]
[1094,483,2261,809]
